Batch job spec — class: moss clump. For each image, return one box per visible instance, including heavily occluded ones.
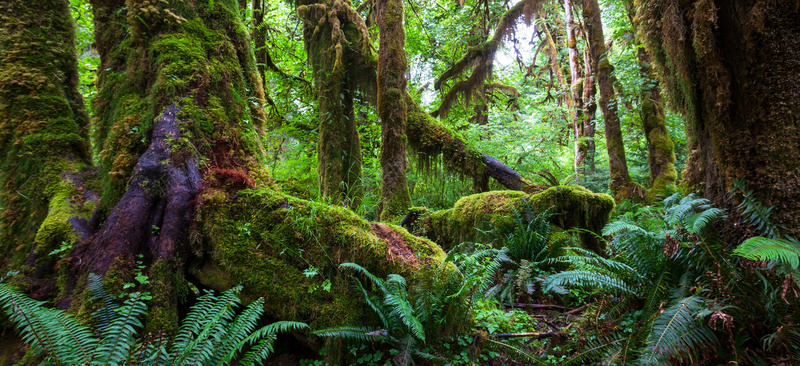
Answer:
[420,186,614,253]
[193,187,445,332]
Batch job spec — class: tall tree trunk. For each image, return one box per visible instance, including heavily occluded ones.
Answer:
[637,0,800,237]
[622,2,677,201]
[638,48,677,200]
[582,48,597,175]
[564,0,586,177]
[298,0,365,208]
[0,0,92,285]
[582,0,641,199]
[376,0,412,220]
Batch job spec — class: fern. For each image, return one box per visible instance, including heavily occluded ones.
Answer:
[729,178,782,239]
[0,272,301,366]
[734,236,800,271]
[640,293,718,365]
[544,270,636,296]
[0,280,97,365]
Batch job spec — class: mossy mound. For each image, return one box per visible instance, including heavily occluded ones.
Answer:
[419,186,614,253]
[192,187,445,332]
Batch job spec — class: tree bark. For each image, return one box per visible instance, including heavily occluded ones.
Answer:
[637,0,800,237]
[376,0,412,220]
[564,0,587,177]
[638,48,677,200]
[298,0,365,208]
[582,0,641,199]
[581,48,598,176]
[0,0,92,286]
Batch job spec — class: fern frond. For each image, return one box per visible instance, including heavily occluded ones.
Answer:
[179,287,241,365]
[602,220,648,237]
[563,334,630,366]
[87,273,118,332]
[209,297,265,366]
[0,282,97,364]
[483,338,542,364]
[734,236,800,270]
[235,321,308,365]
[340,262,388,293]
[544,270,636,296]
[689,207,725,234]
[384,284,425,342]
[640,293,717,365]
[313,326,391,343]
[92,292,147,366]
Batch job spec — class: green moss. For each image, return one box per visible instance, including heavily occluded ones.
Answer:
[194,187,445,331]
[420,186,614,253]
[0,0,91,268]
[144,259,183,336]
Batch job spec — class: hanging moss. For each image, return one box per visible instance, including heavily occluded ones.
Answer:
[419,186,614,253]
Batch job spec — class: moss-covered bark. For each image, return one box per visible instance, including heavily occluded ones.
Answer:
[298,0,368,208]
[637,0,800,236]
[565,0,587,176]
[376,0,412,220]
[582,0,641,199]
[0,0,92,274]
[416,186,614,254]
[638,48,677,201]
[581,48,597,175]
[0,1,448,356]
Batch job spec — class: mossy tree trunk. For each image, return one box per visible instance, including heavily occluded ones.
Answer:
[0,0,92,287]
[637,0,800,237]
[581,47,597,176]
[638,48,676,200]
[376,0,412,220]
[298,0,367,209]
[565,0,586,177]
[582,0,641,199]
[0,1,448,354]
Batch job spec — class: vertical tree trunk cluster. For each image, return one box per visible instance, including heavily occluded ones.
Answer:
[582,0,641,199]
[637,0,800,236]
[376,0,412,220]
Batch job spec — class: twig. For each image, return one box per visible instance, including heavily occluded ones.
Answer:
[503,303,565,310]
[489,331,566,339]
[565,304,588,315]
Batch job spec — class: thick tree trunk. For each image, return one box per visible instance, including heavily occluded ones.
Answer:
[637,0,800,237]
[298,0,365,208]
[582,0,641,199]
[0,0,92,284]
[376,0,412,220]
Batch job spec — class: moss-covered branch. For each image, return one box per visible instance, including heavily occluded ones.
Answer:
[433,0,544,118]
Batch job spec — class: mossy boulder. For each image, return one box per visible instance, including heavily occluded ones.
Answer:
[419,186,614,253]
[191,187,445,332]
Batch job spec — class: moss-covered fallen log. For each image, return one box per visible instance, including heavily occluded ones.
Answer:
[408,186,614,253]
